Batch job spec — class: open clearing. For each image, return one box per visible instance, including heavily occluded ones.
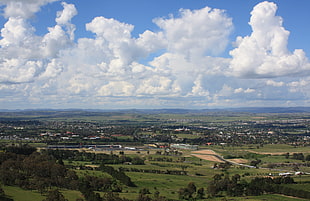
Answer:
[192,149,218,155]
[191,154,223,162]
[191,149,224,162]
[229,158,249,163]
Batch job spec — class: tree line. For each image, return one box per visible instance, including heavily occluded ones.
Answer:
[41,149,145,165]
[206,173,310,199]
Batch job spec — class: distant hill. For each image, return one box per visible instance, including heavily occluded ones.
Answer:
[1,107,310,116]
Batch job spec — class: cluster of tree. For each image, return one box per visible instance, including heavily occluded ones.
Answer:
[207,173,310,199]
[43,189,68,201]
[3,144,37,155]
[43,188,131,201]
[249,159,262,168]
[178,182,205,200]
[224,152,266,160]
[42,149,145,165]
[213,162,232,170]
[0,151,80,193]
[119,167,187,175]
[290,152,310,161]
[98,164,136,187]
[134,187,169,201]
[0,146,136,201]
[147,156,184,163]
[79,175,122,193]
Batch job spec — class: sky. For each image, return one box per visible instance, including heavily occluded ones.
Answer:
[0,0,310,110]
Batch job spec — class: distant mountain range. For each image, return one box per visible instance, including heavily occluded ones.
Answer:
[1,107,310,114]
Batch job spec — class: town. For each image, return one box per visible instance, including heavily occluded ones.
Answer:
[0,109,310,201]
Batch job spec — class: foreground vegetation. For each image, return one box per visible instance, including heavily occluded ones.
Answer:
[0,110,310,200]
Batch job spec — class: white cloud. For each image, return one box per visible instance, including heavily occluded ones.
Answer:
[154,6,233,58]
[189,75,210,97]
[234,88,255,94]
[0,17,35,46]
[56,2,77,25]
[287,79,310,95]
[0,1,309,109]
[98,81,135,96]
[136,76,175,95]
[0,58,43,83]
[0,2,73,84]
[266,80,284,87]
[42,25,72,57]
[55,2,77,40]
[229,1,310,78]
[0,0,58,19]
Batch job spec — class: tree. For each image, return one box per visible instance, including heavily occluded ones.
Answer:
[43,189,68,201]
[187,182,196,196]
[292,153,304,160]
[178,182,197,200]
[250,159,261,168]
[284,152,289,159]
[139,188,151,195]
[207,183,218,197]
[196,187,205,199]
[102,192,129,201]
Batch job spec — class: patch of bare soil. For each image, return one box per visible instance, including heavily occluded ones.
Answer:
[192,149,217,155]
[192,154,223,162]
[229,158,248,164]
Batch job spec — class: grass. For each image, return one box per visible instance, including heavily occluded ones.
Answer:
[207,194,309,200]
[122,172,209,200]
[208,144,310,155]
[3,186,45,201]
[3,185,83,201]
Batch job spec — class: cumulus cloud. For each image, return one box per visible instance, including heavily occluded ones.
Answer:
[55,2,77,40]
[234,88,255,94]
[287,79,310,95]
[266,80,285,87]
[0,2,74,84]
[154,6,233,58]
[0,0,58,19]
[229,1,310,78]
[0,0,309,108]
[98,81,135,96]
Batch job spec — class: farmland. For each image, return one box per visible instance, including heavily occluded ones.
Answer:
[0,109,310,200]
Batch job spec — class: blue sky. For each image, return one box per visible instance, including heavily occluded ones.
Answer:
[0,0,310,109]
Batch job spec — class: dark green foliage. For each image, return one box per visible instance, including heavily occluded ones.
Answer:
[206,174,309,199]
[102,192,130,201]
[42,149,145,165]
[196,187,205,199]
[292,153,305,160]
[249,159,261,167]
[43,189,68,201]
[0,150,127,200]
[131,156,145,165]
[99,164,136,187]
[178,182,201,200]
[139,188,151,195]
[5,144,37,155]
